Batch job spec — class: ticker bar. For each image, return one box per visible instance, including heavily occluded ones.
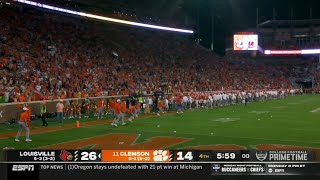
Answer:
[5,162,320,178]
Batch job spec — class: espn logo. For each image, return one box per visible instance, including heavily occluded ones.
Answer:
[12,165,35,171]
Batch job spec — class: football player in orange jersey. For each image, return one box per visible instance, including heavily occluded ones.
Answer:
[111,99,122,127]
[135,102,141,118]
[128,103,136,122]
[24,103,32,128]
[97,99,105,119]
[15,107,32,142]
[109,98,116,117]
[157,97,165,116]
[120,99,127,125]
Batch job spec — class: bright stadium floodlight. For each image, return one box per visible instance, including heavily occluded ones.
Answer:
[264,50,302,55]
[301,49,320,54]
[14,0,194,34]
[264,50,271,55]
[264,49,320,55]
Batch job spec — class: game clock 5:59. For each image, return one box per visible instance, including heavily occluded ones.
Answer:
[213,151,240,161]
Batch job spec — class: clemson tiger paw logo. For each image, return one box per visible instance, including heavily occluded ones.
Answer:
[153,150,171,162]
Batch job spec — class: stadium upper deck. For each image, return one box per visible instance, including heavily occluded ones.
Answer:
[258,19,320,49]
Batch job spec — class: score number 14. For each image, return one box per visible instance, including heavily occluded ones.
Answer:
[176,151,193,161]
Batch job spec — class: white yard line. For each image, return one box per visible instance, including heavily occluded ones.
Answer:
[310,108,320,113]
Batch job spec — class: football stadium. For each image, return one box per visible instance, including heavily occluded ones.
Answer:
[1,0,320,178]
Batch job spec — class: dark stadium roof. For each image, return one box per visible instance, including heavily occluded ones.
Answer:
[8,0,320,53]
[71,0,188,22]
[15,0,320,33]
[258,19,320,27]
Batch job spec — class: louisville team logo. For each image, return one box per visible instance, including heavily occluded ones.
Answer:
[60,150,73,161]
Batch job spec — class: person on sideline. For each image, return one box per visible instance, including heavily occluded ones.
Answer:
[15,107,32,142]
[120,99,127,125]
[111,99,121,127]
[24,103,32,128]
[157,97,165,116]
[41,102,48,126]
[98,99,105,119]
[56,100,64,123]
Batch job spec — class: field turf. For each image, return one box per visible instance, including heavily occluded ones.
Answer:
[1,94,320,153]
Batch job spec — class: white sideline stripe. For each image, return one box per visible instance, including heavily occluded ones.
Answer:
[310,108,320,112]
[212,118,240,122]
[248,111,270,114]
[272,106,288,109]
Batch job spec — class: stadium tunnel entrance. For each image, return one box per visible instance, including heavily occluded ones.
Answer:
[295,79,313,90]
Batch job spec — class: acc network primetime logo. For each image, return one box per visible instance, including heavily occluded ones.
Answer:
[256,151,268,161]
[12,165,34,171]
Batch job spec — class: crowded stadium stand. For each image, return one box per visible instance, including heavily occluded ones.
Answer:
[0,1,314,123]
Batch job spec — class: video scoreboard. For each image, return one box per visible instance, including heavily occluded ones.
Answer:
[2,149,320,179]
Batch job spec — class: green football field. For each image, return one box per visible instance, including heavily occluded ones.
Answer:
[1,94,320,155]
